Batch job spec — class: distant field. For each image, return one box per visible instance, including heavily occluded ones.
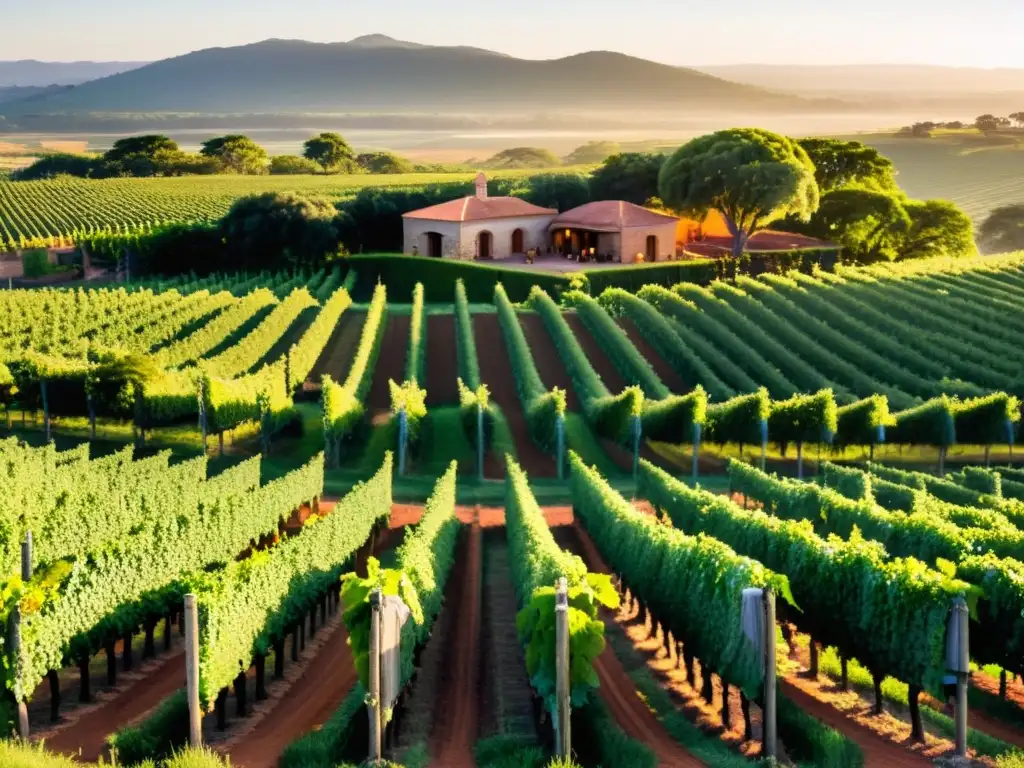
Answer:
[0,168,581,250]
[837,132,1024,222]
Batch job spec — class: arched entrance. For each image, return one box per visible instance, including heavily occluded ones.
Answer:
[425,232,443,258]
[478,231,493,260]
[645,235,658,262]
[511,228,525,254]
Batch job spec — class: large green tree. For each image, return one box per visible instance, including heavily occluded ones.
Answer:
[521,172,591,211]
[220,193,342,269]
[269,155,321,175]
[200,135,268,175]
[356,151,414,174]
[588,152,665,206]
[798,138,898,193]
[897,199,975,260]
[659,128,820,257]
[798,188,911,262]
[104,135,179,163]
[1010,112,1024,128]
[979,204,1024,254]
[303,132,357,174]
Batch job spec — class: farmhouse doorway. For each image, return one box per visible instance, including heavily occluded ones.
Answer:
[426,232,443,258]
[511,228,525,254]
[478,231,493,260]
[646,235,658,261]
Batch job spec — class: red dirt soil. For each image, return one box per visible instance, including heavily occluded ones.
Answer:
[425,314,459,405]
[41,649,185,762]
[368,314,411,415]
[969,672,1024,747]
[516,313,580,410]
[779,681,931,767]
[306,311,366,391]
[617,318,689,394]
[472,312,554,479]
[390,504,574,529]
[428,523,483,768]
[562,522,703,767]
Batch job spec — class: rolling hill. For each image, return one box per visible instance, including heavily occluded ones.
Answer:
[0,36,822,116]
[0,60,147,87]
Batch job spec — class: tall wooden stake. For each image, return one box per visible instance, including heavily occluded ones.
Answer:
[556,415,565,480]
[692,421,701,481]
[555,577,571,758]
[763,588,777,759]
[477,403,485,482]
[954,598,969,757]
[11,605,29,737]
[368,589,382,762]
[184,594,202,747]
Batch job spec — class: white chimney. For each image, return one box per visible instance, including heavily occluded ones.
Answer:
[474,173,488,199]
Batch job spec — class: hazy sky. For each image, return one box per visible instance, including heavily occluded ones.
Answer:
[6,0,1024,67]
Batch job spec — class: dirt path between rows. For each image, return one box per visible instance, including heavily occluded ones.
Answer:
[307,310,366,390]
[41,648,185,762]
[390,503,573,529]
[517,313,580,410]
[968,672,1024,747]
[617,318,688,394]
[426,314,459,405]
[473,313,553,478]
[428,523,483,768]
[368,314,411,416]
[560,522,704,768]
[779,680,931,767]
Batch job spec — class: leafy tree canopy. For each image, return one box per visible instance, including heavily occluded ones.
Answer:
[588,152,665,206]
[564,141,622,165]
[200,135,268,175]
[482,147,561,170]
[978,204,1024,254]
[269,155,321,175]
[659,128,819,257]
[356,151,414,174]
[302,132,357,173]
[898,199,975,261]
[104,135,179,162]
[793,187,911,262]
[220,192,342,270]
[520,172,591,212]
[1010,112,1024,128]
[798,138,898,193]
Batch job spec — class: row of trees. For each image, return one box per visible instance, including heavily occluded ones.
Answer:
[13,132,422,180]
[899,113,1024,137]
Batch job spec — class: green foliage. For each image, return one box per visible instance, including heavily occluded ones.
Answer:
[323,284,388,462]
[458,379,494,450]
[520,172,591,211]
[899,198,977,261]
[835,394,892,447]
[505,459,616,713]
[220,192,342,271]
[279,682,366,768]
[573,698,656,768]
[21,249,52,278]
[589,152,666,205]
[194,453,383,706]
[529,286,643,444]
[822,461,874,502]
[768,389,838,450]
[889,396,957,447]
[269,154,322,175]
[979,204,1024,254]
[494,284,566,453]
[406,282,427,385]
[778,695,865,768]
[656,459,969,696]
[356,151,414,174]
[482,147,561,170]
[199,135,268,175]
[390,378,429,448]
[706,389,771,445]
[641,387,708,443]
[341,462,457,692]
[453,279,481,389]
[303,132,357,173]
[106,135,180,163]
[797,187,911,262]
[659,128,820,257]
[570,452,783,696]
[287,284,353,391]
[797,137,898,194]
[108,689,190,764]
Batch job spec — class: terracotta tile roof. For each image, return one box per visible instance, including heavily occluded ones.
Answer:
[403,196,557,223]
[551,201,678,232]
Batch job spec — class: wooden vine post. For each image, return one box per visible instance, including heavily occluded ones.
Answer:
[555,577,571,759]
[12,531,33,737]
[184,594,203,747]
[692,421,702,481]
[763,587,777,760]
[476,402,485,482]
[631,415,642,480]
[556,415,566,480]
[368,589,383,762]
[397,409,408,477]
[197,378,207,452]
[759,418,768,472]
[87,391,96,440]
[950,597,970,757]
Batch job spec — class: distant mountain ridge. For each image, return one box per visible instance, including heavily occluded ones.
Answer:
[0,60,147,87]
[0,36,822,116]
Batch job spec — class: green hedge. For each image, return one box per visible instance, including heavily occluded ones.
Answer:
[778,695,864,768]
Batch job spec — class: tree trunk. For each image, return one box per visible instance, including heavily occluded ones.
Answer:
[909,684,925,742]
[1000,669,1008,699]
[165,614,174,651]
[274,637,285,679]
[840,656,849,691]
[808,638,819,680]
[234,672,247,717]
[255,654,268,701]
[122,631,133,671]
[291,624,300,661]
[721,680,731,729]
[872,673,884,715]
[740,691,753,740]
[143,619,157,659]
[48,670,60,723]
[79,655,91,703]
[701,663,714,704]
[683,647,695,686]
[106,638,117,685]
[676,642,684,670]
[299,620,305,652]
[216,689,228,730]
[309,605,317,637]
